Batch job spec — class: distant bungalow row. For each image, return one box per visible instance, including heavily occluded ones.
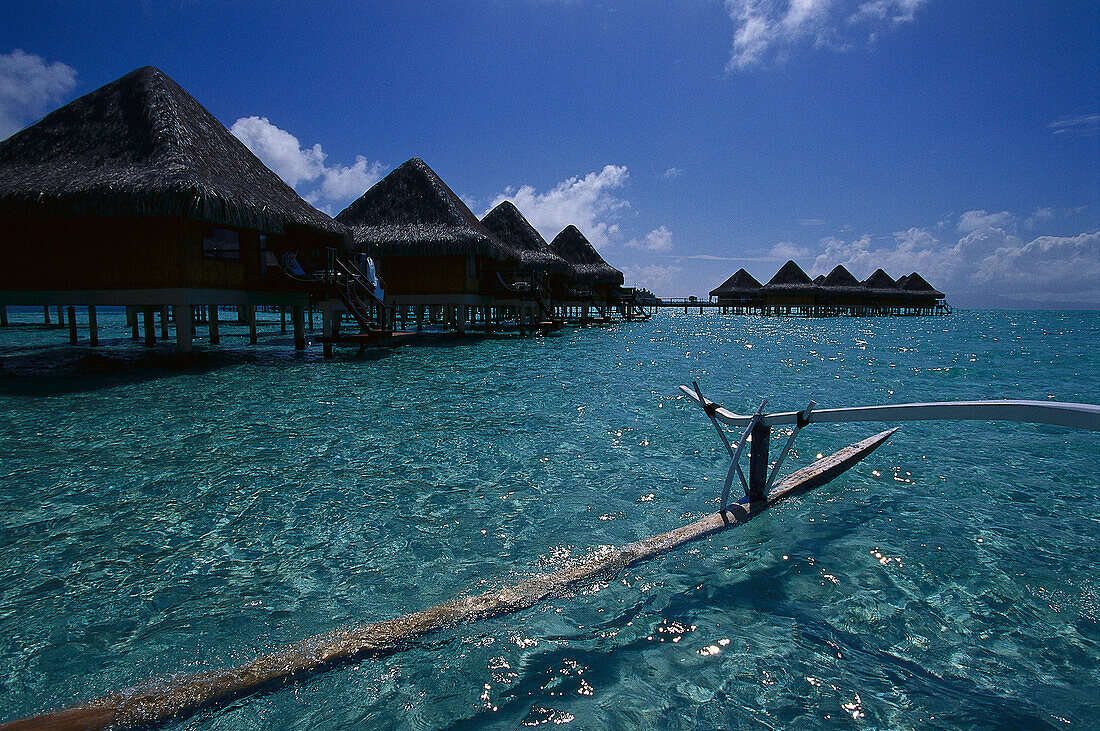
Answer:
[709,261,950,316]
[0,66,647,355]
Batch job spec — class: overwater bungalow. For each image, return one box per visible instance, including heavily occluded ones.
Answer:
[708,262,949,317]
[817,265,866,312]
[897,272,947,315]
[862,268,905,314]
[709,268,762,313]
[761,260,817,315]
[547,225,625,322]
[336,158,519,334]
[479,200,570,328]
[0,66,349,351]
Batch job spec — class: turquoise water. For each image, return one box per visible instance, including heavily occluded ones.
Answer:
[1,309,1098,729]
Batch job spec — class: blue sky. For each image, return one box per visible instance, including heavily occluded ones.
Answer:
[2,1,1097,307]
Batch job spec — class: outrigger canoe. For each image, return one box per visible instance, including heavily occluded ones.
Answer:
[3,385,1098,730]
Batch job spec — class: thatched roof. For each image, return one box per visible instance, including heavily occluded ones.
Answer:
[336,157,510,260]
[820,265,865,293]
[709,268,762,297]
[480,201,571,274]
[0,66,343,238]
[863,268,897,290]
[764,260,816,290]
[548,225,624,285]
[899,272,944,297]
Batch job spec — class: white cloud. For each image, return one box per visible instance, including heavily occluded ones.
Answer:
[625,226,674,253]
[724,0,927,70]
[663,167,683,180]
[1025,206,1086,229]
[770,241,812,260]
[488,164,630,249]
[1049,113,1100,137]
[957,209,1014,234]
[799,217,827,226]
[0,50,77,139]
[807,210,1100,305]
[621,264,682,294]
[683,253,782,262]
[230,116,383,214]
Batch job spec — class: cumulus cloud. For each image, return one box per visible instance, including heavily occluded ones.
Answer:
[1025,205,1086,229]
[663,167,683,180]
[621,264,682,293]
[625,226,674,253]
[725,0,927,70]
[808,210,1100,305]
[0,49,77,139]
[488,165,630,249]
[770,241,812,260]
[230,116,383,214]
[957,208,1014,234]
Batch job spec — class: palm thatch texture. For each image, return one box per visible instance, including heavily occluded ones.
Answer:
[819,264,866,294]
[763,260,816,293]
[0,66,343,238]
[548,225,625,285]
[709,268,762,298]
[898,271,944,297]
[862,268,897,291]
[480,201,571,274]
[335,158,510,259]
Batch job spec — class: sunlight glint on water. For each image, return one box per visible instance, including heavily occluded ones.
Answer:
[0,309,1098,728]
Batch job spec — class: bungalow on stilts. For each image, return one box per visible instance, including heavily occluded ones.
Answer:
[547,225,626,324]
[0,66,363,353]
[336,158,521,335]
[760,260,817,316]
[480,200,571,332]
[709,268,762,313]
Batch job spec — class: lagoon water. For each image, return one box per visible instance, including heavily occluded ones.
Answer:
[0,309,1098,729]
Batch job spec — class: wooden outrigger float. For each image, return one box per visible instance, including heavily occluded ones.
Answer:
[4,387,1098,730]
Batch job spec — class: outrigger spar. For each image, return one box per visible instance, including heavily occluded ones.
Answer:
[679,382,1100,511]
[4,387,1098,730]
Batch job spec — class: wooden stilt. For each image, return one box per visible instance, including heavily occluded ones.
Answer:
[56,304,65,327]
[293,305,305,350]
[0,305,7,327]
[43,305,51,325]
[128,307,139,340]
[280,307,287,334]
[247,305,257,344]
[88,306,98,346]
[67,306,78,344]
[209,305,219,345]
[322,308,333,358]
[308,305,314,331]
[176,304,193,353]
[160,306,169,339]
[143,307,156,346]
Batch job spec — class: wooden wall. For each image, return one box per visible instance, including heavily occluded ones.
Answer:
[379,254,479,296]
[0,215,340,293]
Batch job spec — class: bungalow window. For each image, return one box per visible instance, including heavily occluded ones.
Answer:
[202,227,240,261]
[259,235,278,275]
